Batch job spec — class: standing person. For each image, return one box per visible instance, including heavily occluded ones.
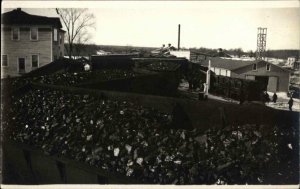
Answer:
[288,97,293,111]
[198,80,204,100]
[264,92,270,104]
[203,83,208,100]
[166,43,171,51]
[199,80,203,91]
[161,44,167,54]
[272,92,278,103]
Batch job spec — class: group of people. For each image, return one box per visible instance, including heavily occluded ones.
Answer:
[160,44,176,52]
[263,91,277,103]
[263,91,294,111]
[150,44,177,57]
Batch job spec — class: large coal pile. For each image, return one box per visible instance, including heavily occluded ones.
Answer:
[37,69,138,86]
[79,73,180,97]
[133,58,186,72]
[8,68,180,97]
[10,69,138,88]
[138,61,181,72]
[24,58,76,77]
[91,55,137,70]
[3,88,298,184]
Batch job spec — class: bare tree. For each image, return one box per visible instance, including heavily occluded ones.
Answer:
[229,48,244,58]
[235,48,244,58]
[55,8,95,59]
[74,29,92,58]
[248,50,255,58]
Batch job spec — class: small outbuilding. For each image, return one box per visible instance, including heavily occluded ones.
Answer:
[200,57,291,92]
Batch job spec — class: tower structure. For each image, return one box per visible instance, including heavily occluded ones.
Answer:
[256,27,267,60]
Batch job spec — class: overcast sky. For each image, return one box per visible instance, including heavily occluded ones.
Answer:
[2,1,300,51]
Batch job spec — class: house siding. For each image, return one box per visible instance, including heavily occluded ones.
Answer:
[1,25,57,78]
[211,67,231,77]
[52,29,65,60]
[232,61,290,92]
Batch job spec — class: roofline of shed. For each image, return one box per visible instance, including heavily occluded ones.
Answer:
[201,58,291,73]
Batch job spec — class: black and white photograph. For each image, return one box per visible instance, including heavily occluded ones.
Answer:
[1,0,299,188]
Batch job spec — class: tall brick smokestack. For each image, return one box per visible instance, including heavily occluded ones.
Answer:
[178,24,181,50]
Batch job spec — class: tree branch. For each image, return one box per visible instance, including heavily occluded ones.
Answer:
[55,8,95,59]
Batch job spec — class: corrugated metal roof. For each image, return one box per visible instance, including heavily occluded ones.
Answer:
[2,9,62,28]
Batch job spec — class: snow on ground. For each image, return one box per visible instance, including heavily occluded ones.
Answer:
[230,57,256,61]
[178,80,300,112]
[222,57,286,65]
[265,57,285,65]
[265,91,300,112]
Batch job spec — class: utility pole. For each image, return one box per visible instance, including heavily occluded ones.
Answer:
[205,59,211,96]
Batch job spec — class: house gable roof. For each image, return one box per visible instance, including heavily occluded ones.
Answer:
[201,57,255,70]
[2,9,62,28]
[200,57,290,72]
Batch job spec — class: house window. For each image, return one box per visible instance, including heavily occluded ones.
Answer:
[2,55,8,67]
[227,70,231,77]
[54,28,58,41]
[30,28,38,40]
[18,58,26,73]
[32,55,39,68]
[226,70,229,77]
[215,68,220,75]
[266,64,271,71]
[220,69,226,76]
[252,64,257,71]
[12,27,20,40]
[59,34,62,44]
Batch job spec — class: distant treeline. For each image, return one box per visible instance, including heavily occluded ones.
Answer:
[65,44,299,60]
[190,47,300,60]
[190,47,255,58]
[64,44,156,57]
[265,50,300,60]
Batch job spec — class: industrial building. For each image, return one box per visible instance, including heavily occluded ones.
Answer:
[200,57,290,92]
[286,56,299,70]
